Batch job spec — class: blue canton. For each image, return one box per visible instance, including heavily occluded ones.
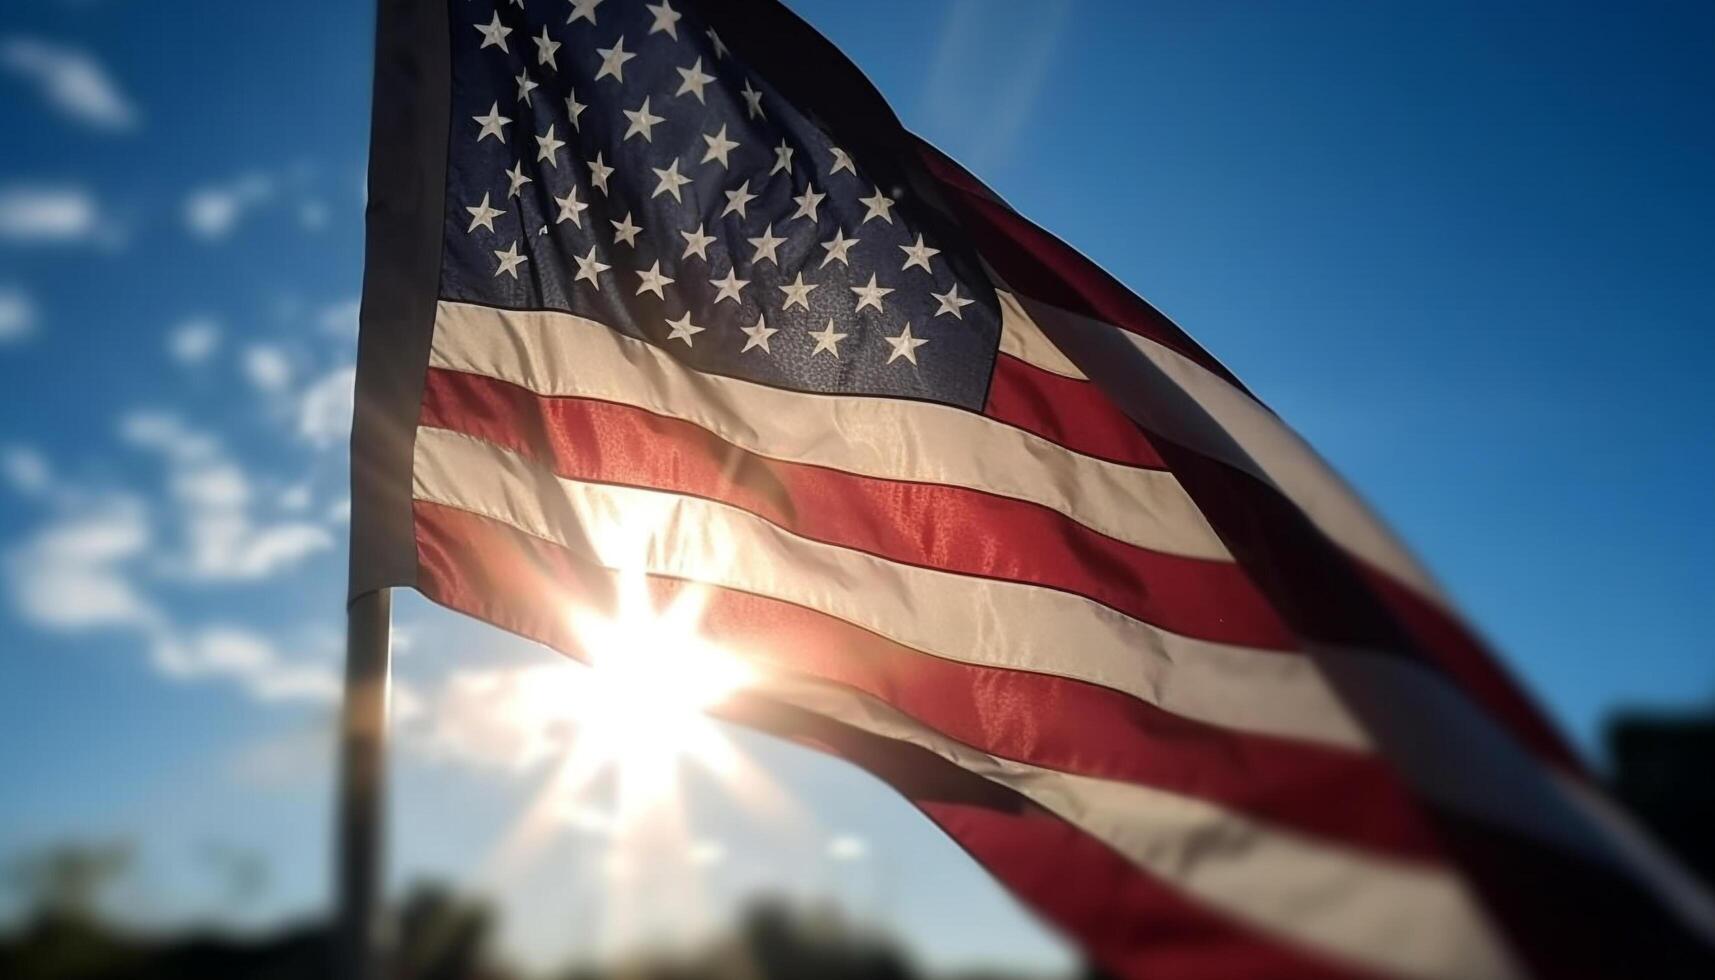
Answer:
[440,0,1001,411]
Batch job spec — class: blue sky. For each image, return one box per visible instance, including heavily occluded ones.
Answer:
[1,0,1710,973]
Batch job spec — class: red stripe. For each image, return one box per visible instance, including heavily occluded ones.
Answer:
[413,498,1448,863]
[1429,810,1715,979]
[915,140,1248,392]
[1360,563,1586,776]
[915,136,1587,776]
[420,365,1298,651]
[985,352,1166,469]
[723,692,1389,980]
[1152,435,1587,775]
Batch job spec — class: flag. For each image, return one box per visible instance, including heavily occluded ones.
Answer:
[349,1,1715,976]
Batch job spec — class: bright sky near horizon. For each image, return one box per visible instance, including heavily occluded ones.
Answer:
[1,0,1711,973]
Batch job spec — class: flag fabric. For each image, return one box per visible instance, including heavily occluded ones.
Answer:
[349,1,1715,977]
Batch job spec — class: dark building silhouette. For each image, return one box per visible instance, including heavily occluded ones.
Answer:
[1607,707,1715,889]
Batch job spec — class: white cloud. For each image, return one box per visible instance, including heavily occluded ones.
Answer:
[184,174,273,240]
[0,186,102,243]
[0,36,138,131]
[0,285,34,342]
[417,665,571,771]
[296,365,355,449]
[298,200,328,231]
[827,834,869,861]
[5,501,338,705]
[153,627,340,704]
[2,445,52,497]
[118,409,219,462]
[118,409,333,582]
[241,344,292,393]
[277,482,312,512]
[167,318,221,364]
[4,494,160,634]
[318,298,361,336]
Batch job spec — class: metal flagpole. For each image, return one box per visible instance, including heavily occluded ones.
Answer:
[335,587,393,980]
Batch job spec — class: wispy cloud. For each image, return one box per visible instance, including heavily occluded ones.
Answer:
[0,185,114,246]
[241,344,293,393]
[920,0,1072,171]
[0,285,36,342]
[296,365,355,449]
[153,627,341,704]
[2,450,340,707]
[4,493,159,634]
[184,174,274,240]
[167,317,222,364]
[117,410,334,583]
[1,445,52,496]
[1,36,138,132]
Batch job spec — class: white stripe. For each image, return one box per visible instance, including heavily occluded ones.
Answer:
[752,674,1522,980]
[412,425,1370,749]
[1008,293,1450,606]
[429,299,1230,562]
[997,289,1085,378]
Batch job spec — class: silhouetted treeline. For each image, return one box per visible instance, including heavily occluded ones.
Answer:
[0,879,1098,980]
[8,702,1708,980]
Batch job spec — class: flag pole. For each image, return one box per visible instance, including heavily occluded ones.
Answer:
[335,587,392,980]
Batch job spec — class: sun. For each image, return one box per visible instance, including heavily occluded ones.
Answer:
[540,568,756,827]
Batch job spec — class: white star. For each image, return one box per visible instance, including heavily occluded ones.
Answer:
[680,223,715,261]
[829,147,856,176]
[850,273,893,313]
[778,272,816,311]
[722,180,757,219]
[505,161,532,197]
[493,241,527,278]
[595,38,635,83]
[566,0,604,26]
[623,96,665,143]
[883,323,928,365]
[515,71,539,106]
[652,159,691,201]
[573,245,609,287]
[709,268,747,305]
[535,125,565,166]
[476,13,512,52]
[702,124,740,168]
[587,153,613,195]
[565,90,587,131]
[473,102,511,143]
[706,27,730,59]
[554,186,587,227]
[740,80,765,119]
[791,185,825,223]
[675,57,715,104]
[645,1,682,39]
[770,139,794,176]
[611,211,642,246]
[860,188,896,224]
[932,284,976,319]
[739,314,777,353]
[899,234,939,274]
[819,228,857,267]
[533,26,561,69]
[747,224,785,266]
[665,310,704,345]
[465,192,505,233]
[808,319,848,358]
[635,261,675,299]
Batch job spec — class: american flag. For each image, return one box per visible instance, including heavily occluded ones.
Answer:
[350,1,1715,976]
